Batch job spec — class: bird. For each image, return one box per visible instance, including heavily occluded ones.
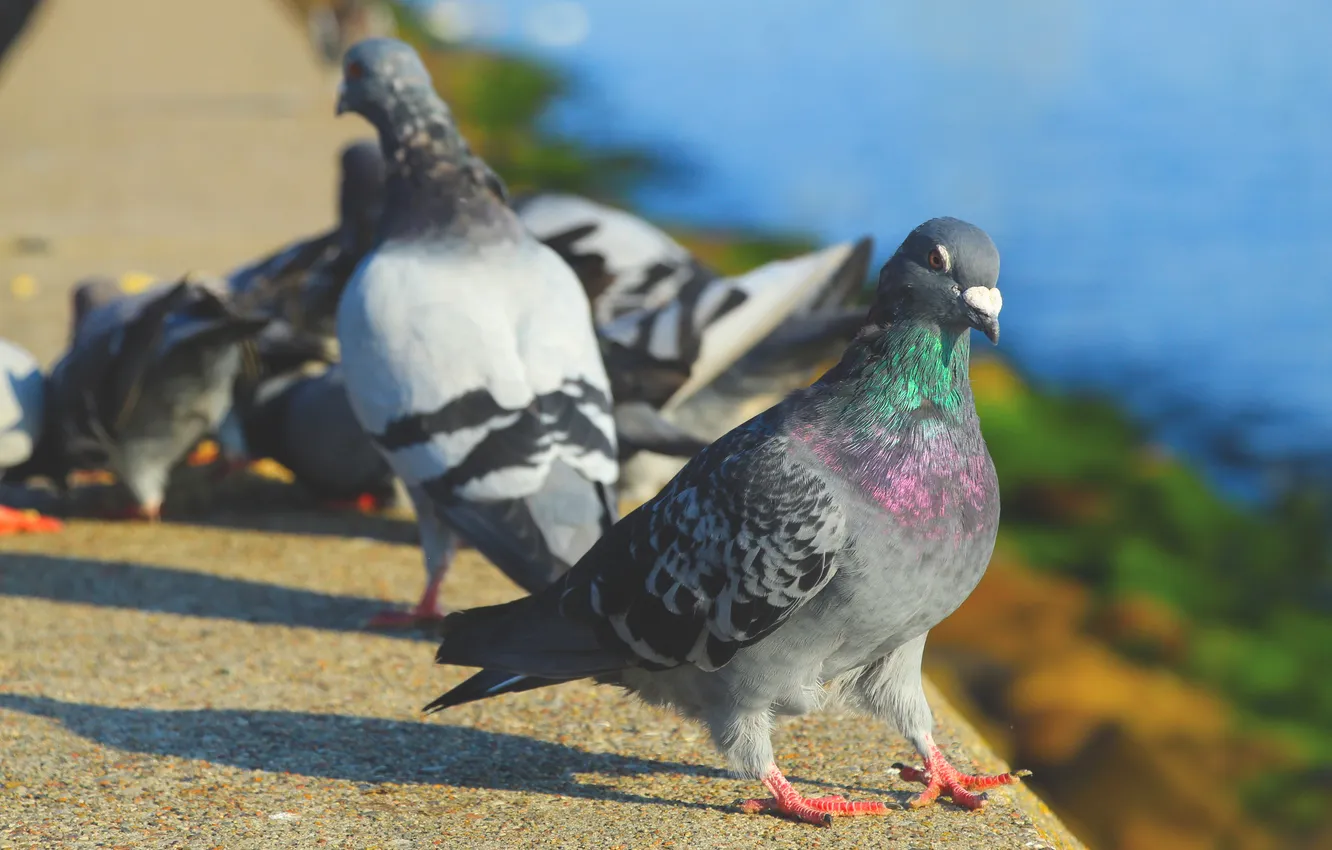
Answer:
[424,217,1025,825]
[333,38,620,628]
[517,192,873,477]
[221,361,397,510]
[0,337,62,535]
[227,139,387,352]
[516,192,873,413]
[45,276,268,520]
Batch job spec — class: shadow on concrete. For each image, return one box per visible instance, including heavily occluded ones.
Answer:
[170,508,419,546]
[0,552,432,641]
[0,0,43,76]
[0,695,731,812]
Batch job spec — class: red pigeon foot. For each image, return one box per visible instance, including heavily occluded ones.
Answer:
[365,570,447,629]
[895,743,1028,810]
[0,505,63,535]
[100,502,161,522]
[739,765,888,826]
[319,492,383,514]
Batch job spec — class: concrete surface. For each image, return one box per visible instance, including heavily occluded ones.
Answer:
[0,1,1086,847]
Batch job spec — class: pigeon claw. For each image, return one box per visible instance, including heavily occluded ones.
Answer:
[363,607,447,630]
[100,502,162,522]
[364,571,449,630]
[0,505,63,535]
[741,765,887,826]
[894,746,1028,810]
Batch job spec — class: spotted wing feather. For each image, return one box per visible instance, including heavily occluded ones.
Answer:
[566,405,846,672]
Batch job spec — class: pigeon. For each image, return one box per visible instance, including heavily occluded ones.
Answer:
[46,276,268,519]
[517,193,872,472]
[425,218,1025,825]
[0,338,61,534]
[333,38,619,627]
[516,192,873,413]
[227,139,386,350]
[222,361,397,509]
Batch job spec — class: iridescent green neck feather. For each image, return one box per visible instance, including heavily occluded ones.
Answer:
[818,320,975,431]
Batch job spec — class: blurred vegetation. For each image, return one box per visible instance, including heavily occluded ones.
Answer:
[286,3,1332,848]
[932,357,1332,849]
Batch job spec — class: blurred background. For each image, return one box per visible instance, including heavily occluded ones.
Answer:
[3,1,1330,847]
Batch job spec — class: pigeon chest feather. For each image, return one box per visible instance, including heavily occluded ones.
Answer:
[801,418,998,538]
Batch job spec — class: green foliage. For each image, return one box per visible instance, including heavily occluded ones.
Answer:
[977,366,1332,834]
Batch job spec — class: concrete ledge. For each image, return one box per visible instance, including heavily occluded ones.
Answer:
[1,520,1086,848]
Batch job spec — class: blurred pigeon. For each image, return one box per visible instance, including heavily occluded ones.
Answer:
[69,276,126,341]
[0,338,61,534]
[517,193,872,413]
[517,193,872,468]
[46,276,268,519]
[334,38,619,627]
[426,218,1025,824]
[600,240,873,414]
[222,361,396,509]
[227,140,386,348]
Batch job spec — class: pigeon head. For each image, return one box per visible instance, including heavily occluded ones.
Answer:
[336,38,438,120]
[871,217,1002,343]
[335,38,479,187]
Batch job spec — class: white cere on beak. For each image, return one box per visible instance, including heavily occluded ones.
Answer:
[963,286,1003,319]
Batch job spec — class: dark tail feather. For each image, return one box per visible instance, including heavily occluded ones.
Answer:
[423,670,568,714]
[427,495,569,594]
[805,235,874,313]
[613,401,709,460]
[432,593,623,679]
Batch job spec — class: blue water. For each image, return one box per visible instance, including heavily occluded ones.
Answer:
[414,0,1332,494]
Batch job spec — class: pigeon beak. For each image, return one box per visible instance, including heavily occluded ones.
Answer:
[962,286,1002,344]
[335,81,349,116]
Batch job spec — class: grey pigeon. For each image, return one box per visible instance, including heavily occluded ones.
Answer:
[222,361,396,508]
[333,38,619,627]
[227,140,386,349]
[0,337,61,534]
[46,276,268,519]
[517,193,871,469]
[425,218,1025,825]
[516,192,873,413]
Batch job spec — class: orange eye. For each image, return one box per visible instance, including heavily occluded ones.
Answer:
[927,247,947,271]
[346,60,365,81]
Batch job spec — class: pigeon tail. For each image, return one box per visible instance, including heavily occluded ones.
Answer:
[423,670,567,714]
[795,235,873,315]
[432,592,622,680]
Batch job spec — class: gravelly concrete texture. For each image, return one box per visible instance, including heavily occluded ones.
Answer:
[0,1,1085,847]
[1,521,1081,849]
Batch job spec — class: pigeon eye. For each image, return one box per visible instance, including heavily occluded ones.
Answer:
[927,247,948,272]
[346,61,366,81]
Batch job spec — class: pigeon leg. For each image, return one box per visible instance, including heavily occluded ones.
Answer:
[0,505,63,535]
[367,487,455,628]
[365,563,448,629]
[101,501,162,522]
[740,764,888,825]
[894,737,1028,810]
[849,634,1027,810]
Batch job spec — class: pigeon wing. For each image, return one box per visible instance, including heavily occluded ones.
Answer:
[565,405,845,672]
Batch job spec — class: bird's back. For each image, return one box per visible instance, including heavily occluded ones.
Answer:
[338,235,616,493]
